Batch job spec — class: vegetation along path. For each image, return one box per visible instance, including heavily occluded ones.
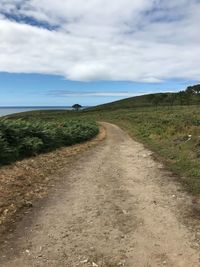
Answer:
[1,122,200,267]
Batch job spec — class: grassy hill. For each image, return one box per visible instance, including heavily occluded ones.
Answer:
[89,93,168,111]
[90,84,200,111]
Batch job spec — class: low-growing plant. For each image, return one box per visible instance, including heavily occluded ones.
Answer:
[18,136,44,156]
[0,119,99,165]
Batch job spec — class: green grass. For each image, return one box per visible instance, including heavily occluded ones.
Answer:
[0,118,99,165]
[5,104,200,194]
[88,91,200,111]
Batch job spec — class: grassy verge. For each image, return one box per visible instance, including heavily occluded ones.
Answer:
[94,106,200,194]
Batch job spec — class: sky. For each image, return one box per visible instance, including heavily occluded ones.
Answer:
[0,0,200,106]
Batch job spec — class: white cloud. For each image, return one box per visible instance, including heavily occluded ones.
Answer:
[0,0,200,82]
[49,88,179,97]
[50,90,139,97]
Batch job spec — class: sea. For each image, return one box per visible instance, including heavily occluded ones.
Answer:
[0,106,74,117]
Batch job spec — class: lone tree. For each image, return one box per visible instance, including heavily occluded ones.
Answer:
[72,104,82,111]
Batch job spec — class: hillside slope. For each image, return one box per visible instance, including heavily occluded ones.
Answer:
[90,84,200,111]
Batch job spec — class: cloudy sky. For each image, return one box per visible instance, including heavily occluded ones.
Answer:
[0,0,199,106]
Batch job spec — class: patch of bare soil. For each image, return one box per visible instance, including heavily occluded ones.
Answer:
[0,125,106,237]
[0,122,200,267]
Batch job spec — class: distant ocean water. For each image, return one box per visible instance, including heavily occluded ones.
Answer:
[0,107,74,117]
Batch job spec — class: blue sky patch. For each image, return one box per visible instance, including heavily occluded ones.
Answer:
[1,12,59,30]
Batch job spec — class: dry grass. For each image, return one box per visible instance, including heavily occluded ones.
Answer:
[0,125,106,235]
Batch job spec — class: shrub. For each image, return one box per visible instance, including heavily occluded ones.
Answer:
[18,137,44,157]
[0,119,99,165]
[0,132,16,164]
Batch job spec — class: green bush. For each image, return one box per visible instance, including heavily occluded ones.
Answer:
[0,132,16,163]
[0,119,99,165]
[18,137,44,156]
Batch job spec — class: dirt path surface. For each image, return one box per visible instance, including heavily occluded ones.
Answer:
[1,122,200,267]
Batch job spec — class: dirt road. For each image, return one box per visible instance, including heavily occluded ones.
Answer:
[1,122,200,267]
